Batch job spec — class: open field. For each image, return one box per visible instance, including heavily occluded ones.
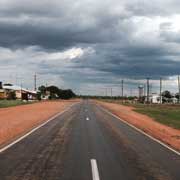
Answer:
[0,100,79,147]
[133,104,180,129]
[0,100,32,108]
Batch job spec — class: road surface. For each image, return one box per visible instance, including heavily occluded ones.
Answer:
[0,100,179,180]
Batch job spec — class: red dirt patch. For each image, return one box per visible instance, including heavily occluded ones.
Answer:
[96,100,180,152]
[0,100,79,147]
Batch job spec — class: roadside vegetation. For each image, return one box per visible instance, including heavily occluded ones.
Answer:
[38,85,76,100]
[0,100,31,108]
[132,104,180,129]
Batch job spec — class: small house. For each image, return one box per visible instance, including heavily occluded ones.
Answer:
[3,84,37,100]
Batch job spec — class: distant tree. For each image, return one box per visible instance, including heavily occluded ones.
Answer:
[162,90,172,103]
[58,89,76,99]
[38,85,46,95]
[45,86,58,99]
[36,92,42,101]
[162,90,172,99]
[175,93,180,100]
[38,85,76,100]
[46,86,59,95]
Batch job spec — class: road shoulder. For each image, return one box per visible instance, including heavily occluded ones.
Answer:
[0,100,79,148]
[95,100,180,152]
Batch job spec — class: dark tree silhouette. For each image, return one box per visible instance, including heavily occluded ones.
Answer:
[162,90,172,99]
[38,85,76,100]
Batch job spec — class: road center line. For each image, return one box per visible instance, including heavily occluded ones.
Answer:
[0,102,79,153]
[91,159,100,180]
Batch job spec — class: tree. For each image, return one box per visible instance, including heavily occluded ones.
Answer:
[38,85,76,100]
[46,86,59,99]
[175,93,180,100]
[58,89,76,99]
[162,90,172,99]
[36,92,42,101]
[38,85,46,95]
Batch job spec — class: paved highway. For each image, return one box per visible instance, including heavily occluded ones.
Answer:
[0,100,179,180]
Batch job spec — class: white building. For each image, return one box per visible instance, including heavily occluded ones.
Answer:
[171,97,178,104]
[145,93,161,104]
[151,93,161,104]
[145,93,178,104]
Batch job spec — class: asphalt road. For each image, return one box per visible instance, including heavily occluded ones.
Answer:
[0,100,179,180]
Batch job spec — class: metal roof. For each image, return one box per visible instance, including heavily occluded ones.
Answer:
[3,85,37,94]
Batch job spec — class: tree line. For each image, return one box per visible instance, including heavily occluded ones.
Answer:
[38,85,76,100]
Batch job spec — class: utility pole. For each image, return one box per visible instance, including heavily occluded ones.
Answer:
[34,73,37,91]
[138,85,143,100]
[178,75,180,103]
[144,84,146,97]
[121,80,124,98]
[160,78,162,104]
[20,82,22,100]
[147,78,150,104]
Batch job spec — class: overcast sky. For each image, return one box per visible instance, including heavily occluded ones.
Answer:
[0,0,180,95]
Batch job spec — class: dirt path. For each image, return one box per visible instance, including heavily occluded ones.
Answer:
[0,100,79,147]
[95,100,180,151]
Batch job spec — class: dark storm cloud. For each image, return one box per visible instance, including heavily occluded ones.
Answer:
[69,40,180,81]
[0,0,180,93]
[0,0,127,49]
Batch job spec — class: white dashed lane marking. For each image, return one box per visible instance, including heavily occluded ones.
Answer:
[91,159,100,180]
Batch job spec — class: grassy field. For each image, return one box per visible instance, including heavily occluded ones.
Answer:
[100,99,180,129]
[0,100,32,108]
[133,104,180,129]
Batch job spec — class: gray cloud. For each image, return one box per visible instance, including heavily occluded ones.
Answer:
[0,0,180,94]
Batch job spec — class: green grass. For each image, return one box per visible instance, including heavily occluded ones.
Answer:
[134,105,180,129]
[100,99,180,129]
[0,100,32,108]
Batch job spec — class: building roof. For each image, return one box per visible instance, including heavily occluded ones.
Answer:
[3,84,37,94]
